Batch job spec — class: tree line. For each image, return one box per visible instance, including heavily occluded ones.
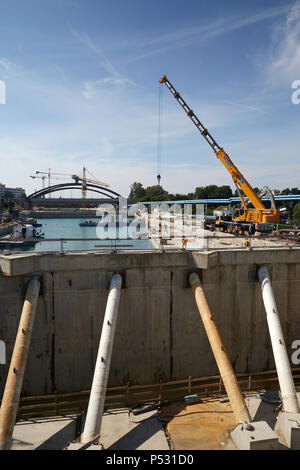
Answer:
[128,182,300,202]
[128,182,300,221]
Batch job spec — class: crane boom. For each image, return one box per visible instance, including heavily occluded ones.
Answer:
[73,175,110,188]
[159,75,280,224]
[36,169,110,187]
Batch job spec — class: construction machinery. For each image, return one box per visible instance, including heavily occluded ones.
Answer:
[71,167,110,210]
[159,75,280,233]
[35,168,110,209]
[30,175,46,190]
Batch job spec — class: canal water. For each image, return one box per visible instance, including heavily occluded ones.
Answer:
[5,218,154,252]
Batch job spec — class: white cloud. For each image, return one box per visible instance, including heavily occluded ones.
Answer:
[0,119,299,197]
[0,58,16,71]
[222,100,270,115]
[125,4,291,64]
[1,6,299,201]
[68,23,134,98]
[83,76,134,99]
[267,1,300,82]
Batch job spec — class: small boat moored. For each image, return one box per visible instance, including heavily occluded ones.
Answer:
[32,219,43,228]
[0,224,44,248]
[79,220,98,227]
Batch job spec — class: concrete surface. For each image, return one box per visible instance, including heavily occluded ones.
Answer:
[11,408,169,451]
[9,393,300,450]
[230,420,278,450]
[163,393,300,450]
[276,411,300,449]
[162,226,290,251]
[98,408,169,450]
[244,394,279,429]
[11,415,80,450]
[1,248,300,397]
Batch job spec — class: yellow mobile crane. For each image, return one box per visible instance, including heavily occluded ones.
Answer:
[159,75,280,233]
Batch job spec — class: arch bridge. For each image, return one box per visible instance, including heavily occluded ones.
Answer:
[27,182,122,208]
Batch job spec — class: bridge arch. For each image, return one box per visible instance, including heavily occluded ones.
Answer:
[27,182,121,200]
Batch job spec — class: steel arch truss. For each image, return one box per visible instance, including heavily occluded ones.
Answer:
[27,182,121,200]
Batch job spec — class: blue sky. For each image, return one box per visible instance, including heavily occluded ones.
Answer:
[0,0,300,197]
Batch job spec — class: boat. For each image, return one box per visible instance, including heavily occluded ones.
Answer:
[0,224,44,248]
[79,220,98,227]
[0,239,38,248]
[32,219,43,228]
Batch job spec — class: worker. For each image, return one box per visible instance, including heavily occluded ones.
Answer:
[242,238,250,247]
[248,224,255,237]
[182,237,188,250]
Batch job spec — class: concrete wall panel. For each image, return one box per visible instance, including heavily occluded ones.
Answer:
[1,250,300,397]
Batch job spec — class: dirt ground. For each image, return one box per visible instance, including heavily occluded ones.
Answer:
[162,396,237,450]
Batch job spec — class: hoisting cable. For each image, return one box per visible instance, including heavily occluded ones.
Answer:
[156,82,163,186]
[85,167,98,180]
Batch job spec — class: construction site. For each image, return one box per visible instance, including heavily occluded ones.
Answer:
[0,239,300,451]
[0,69,300,454]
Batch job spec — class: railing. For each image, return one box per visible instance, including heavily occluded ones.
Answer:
[0,234,299,254]
[14,367,300,419]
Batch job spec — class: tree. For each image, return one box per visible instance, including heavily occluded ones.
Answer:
[129,182,236,202]
[216,185,233,198]
[168,193,189,201]
[142,185,169,202]
[293,202,300,221]
[128,182,146,201]
[4,190,14,200]
[281,188,300,195]
[194,185,216,199]
[194,185,233,199]
[290,188,300,195]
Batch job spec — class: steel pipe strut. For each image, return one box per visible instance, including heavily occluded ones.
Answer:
[82,274,122,444]
[189,273,251,425]
[258,266,300,413]
[0,278,40,450]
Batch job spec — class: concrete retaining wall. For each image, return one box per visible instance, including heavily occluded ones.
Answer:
[0,248,300,397]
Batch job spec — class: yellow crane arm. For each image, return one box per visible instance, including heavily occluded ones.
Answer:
[159,75,265,211]
[73,176,110,188]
